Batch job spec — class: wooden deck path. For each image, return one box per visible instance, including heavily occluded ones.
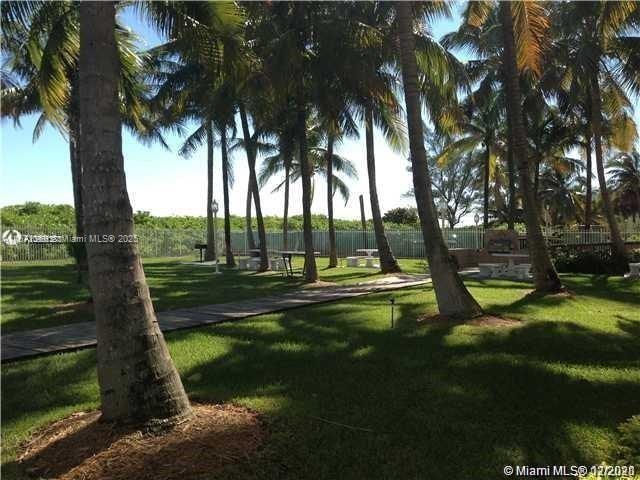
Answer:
[1,275,430,362]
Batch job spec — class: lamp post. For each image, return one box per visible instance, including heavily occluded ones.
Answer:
[212,199,220,274]
[474,212,481,249]
[439,199,447,230]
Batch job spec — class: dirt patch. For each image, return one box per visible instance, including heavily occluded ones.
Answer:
[18,404,265,480]
[417,313,521,328]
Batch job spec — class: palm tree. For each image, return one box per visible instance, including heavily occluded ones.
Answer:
[436,91,504,228]
[78,1,190,425]
[258,124,358,210]
[495,1,563,293]
[608,150,640,222]
[352,2,405,274]
[555,1,640,269]
[396,1,483,319]
[1,1,166,281]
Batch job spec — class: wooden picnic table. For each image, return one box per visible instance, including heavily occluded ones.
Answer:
[280,250,320,277]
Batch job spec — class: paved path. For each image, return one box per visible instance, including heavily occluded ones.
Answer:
[1,275,430,362]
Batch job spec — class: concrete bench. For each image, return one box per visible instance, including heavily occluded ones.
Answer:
[478,263,503,278]
[364,257,378,268]
[626,262,640,279]
[238,258,250,270]
[346,256,363,267]
[513,263,531,280]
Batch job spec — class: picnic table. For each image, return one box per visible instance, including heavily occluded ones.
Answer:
[280,250,320,277]
[491,252,530,267]
[356,248,378,257]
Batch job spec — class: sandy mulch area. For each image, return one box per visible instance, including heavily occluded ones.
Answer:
[18,404,265,480]
[417,313,521,328]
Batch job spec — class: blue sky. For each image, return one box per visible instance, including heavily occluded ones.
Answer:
[1,5,637,223]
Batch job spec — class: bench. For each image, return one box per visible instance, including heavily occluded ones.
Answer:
[364,257,378,268]
[478,263,503,278]
[346,256,364,267]
[626,262,640,279]
[512,263,531,280]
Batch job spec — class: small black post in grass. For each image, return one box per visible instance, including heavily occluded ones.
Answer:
[389,296,396,328]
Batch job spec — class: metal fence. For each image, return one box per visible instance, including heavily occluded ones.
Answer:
[1,223,639,263]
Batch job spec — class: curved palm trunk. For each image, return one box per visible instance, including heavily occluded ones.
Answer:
[483,143,490,228]
[79,1,190,425]
[326,135,338,267]
[365,106,401,273]
[507,139,516,230]
[239,103,268,270]
[220,126,235,267]
[590,76,628,270]
[585,127,593,229]
[205,119,215,261]
[500,3,562,293]
[245,182,255,250]
[283,154,291,251]
[396,2,482,319]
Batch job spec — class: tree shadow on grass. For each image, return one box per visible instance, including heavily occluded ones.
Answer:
[164,291,640,479]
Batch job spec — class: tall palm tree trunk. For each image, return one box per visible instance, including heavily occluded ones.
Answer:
[78,1,190,425]
[296,4,317,282]
[483,143,490,228]
[365,105,401,273]
[205,119,215,261]
[396,2,482,319]
[220,126,235,267]
[507,139,517,230]
[245,181,255,250]
[326,135,338,268]
[283,155,290,251]
[533,153,542,196]
[68,74,88,283]
[589,76,628,270]
[500,3,562,293]
[69,125,87,281]
[239,103,268,270]
[585,127,593,229]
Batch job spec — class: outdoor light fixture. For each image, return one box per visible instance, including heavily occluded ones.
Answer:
[212,199,219,215]
[389,296,396,328]
[474,212,480,227]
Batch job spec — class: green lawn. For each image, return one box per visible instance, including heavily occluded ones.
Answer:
[0,256,427,333]
[2,273,639,479]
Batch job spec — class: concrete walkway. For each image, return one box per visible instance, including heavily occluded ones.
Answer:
[1,275,430,362]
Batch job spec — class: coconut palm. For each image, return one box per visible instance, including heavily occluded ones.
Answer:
[258,124,358,212]
[1,1,166,280]
[492,1,563,292]
[396,1,483,319]
[554,1,640,270]
[78,0,191,425]
[608,150,640,221]
[436,91,504,228]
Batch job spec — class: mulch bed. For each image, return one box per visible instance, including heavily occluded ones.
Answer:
[417,313,521,328]
[18,404,265,480]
